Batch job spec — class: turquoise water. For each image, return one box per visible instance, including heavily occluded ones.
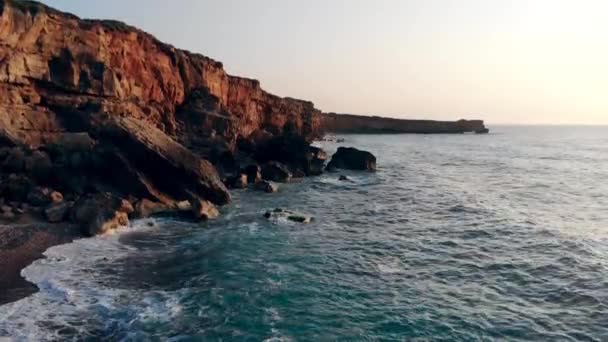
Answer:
[2,126,608,340]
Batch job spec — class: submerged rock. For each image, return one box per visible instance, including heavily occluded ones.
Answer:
[327,147,376,172]
[263,208,312,223]
[338,175,350,181]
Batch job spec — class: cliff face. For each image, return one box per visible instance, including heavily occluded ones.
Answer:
[0,0,322,150]
[322,113,489,134]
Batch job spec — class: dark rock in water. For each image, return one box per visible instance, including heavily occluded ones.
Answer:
[338,175,350,181]
[71,193,131,236]
[255,135,327,176]
[263,208,312,223]
[255,181,278,193]
[327,147,376,172]
[261,161,292,183]
[191,198,219,221]
[287,215,310,223]
[44,201,71,223]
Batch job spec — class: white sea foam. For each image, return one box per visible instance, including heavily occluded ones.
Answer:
[376,257,406,275]
[0,218,173,341]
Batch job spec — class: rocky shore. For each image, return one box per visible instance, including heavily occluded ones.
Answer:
[0,0,485,304]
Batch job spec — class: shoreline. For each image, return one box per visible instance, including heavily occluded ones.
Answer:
[0,221,82,305]
[0,0,483,309]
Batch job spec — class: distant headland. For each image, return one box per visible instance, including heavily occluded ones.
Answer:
[323,113,489,134]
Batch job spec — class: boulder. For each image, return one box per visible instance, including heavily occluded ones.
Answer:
[339,175,350,181]
[191,198,219,221]
[261,161,292,182]
[326,147,376,172]
[255,181,278,193]
[44,201,71,223]
[71,193,132,236]
[254,135,326,176]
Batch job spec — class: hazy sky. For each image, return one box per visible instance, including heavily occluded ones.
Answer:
[42,0,608,124]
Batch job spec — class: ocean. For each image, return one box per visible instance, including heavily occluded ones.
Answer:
[1,126,608,341]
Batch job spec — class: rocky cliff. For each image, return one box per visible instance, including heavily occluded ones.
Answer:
[0,0,328,231]
[0,0,322,151]
[0,1,332,300]
[322,113,489,134]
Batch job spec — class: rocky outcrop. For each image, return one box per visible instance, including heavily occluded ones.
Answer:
[254,135,327,177]
[0,0,323,152]
[0,0,327,233]
[327,147,377,172]
[322,113,489,134]
[0,0,332,304]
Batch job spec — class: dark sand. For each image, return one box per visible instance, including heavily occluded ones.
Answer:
[0,220,81,305]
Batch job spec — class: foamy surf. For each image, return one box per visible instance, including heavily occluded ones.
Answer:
[0,218,168,341]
